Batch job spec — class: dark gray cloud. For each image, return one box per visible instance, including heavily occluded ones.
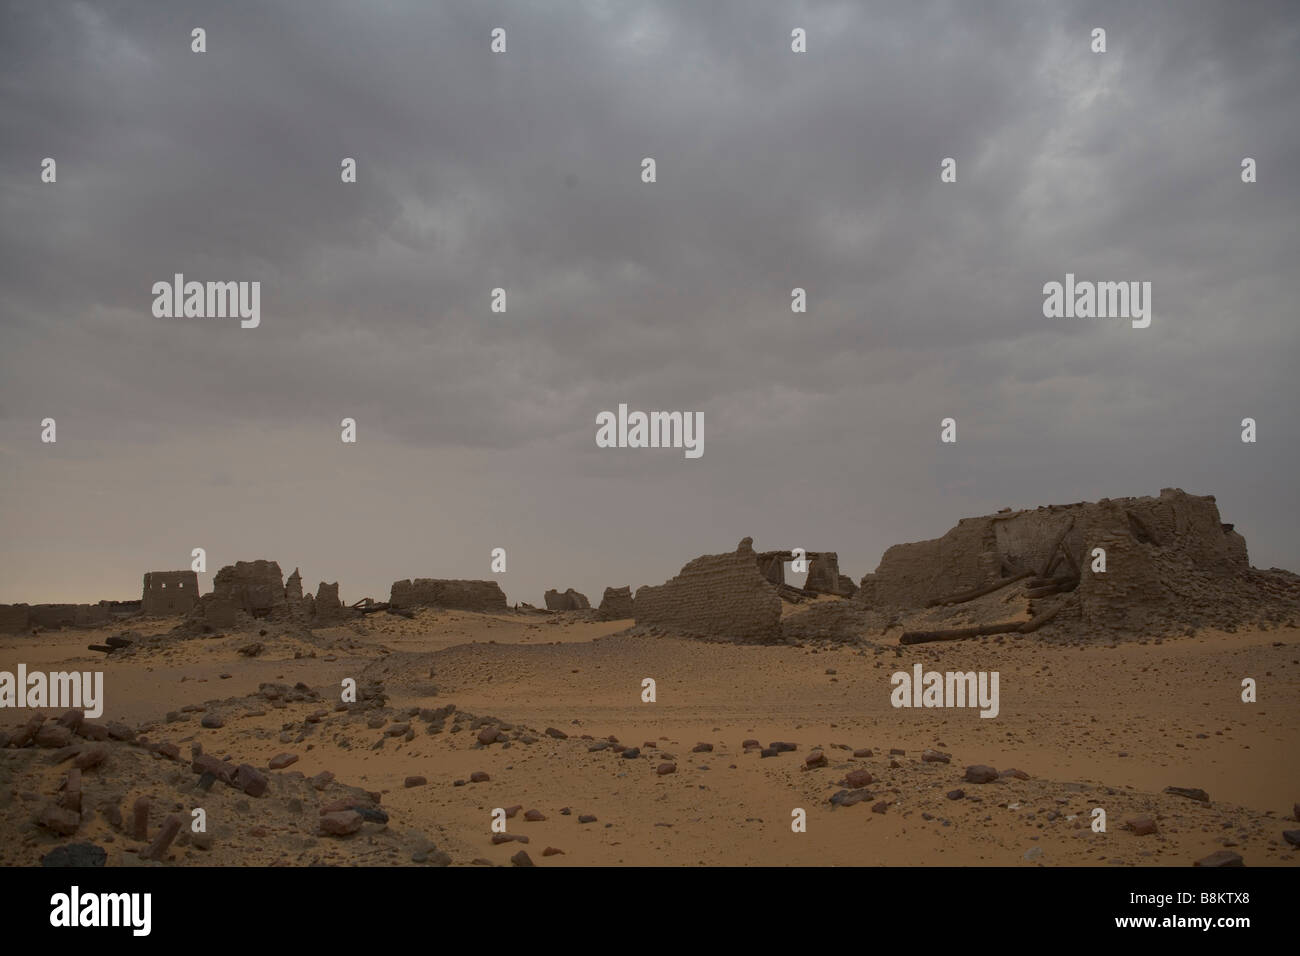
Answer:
[1,0,1297,604]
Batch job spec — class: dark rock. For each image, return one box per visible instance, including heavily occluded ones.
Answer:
[692,743,714,753]
[964,765,998,784]
[199,713,225,729]
[72,745,108,771]
[268,753,299,770]
[656,762,676,776]
[34,724,73,749]
[1126,815,1158,836]
[946,789,965,800]
[41,843,106,867]
[234,764,269,797]
[544,727,568,739]
[921,749,951,764]
[845,769,873,789]
[404,775,427,788]
[510,850,534,866]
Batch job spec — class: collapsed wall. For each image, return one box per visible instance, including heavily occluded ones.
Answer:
[857,487,1298,634]
[544,588,590,611]
[390,579,507,612]
[141,570,199,616]
[635,537,783,643]
[597,586,635,620]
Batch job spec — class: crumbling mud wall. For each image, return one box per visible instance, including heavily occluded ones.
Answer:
[635,538,783,643]
[544,588,590,611]
[857,488,1300,635]
[141,570,199,616]
[314,582,345,623]
[597,586,635,620]
[209,560,286,617]
[390,579,507,612]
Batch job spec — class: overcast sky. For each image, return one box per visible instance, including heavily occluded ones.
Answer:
[1,0,1297,606]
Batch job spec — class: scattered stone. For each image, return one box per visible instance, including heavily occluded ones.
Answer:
[578,814,597,824]
[73,745,108,771]
[946,789,965,800]
[524,809,546,822]
[132,797,150,840]
[1282,830,1300,847]
[1194,850,1243,867]
[1000,768,1030,780]
[60,769,82,813]
[622,747,640,759]
[1126,815,1158,836]
[319,811,363,836]
[404,775,427,788]
[1024,846,1044,861]
[871,801,890,814]
[769,742,798,753]
[964,765,999,784]
[692,743,714,753]
[268,753,299,770]
[921,749,951,764]
[477,726,501,745]
[233,764,269,797]
[36,803,81,836]
[199,714,225,729]
[657,762,677,776]
[311,771,335,790]
[543,846,564,857]
[470,771,490,783]
[845,769,874,789]
[491,833,528,844]
[237,642,264,657]
[143,814,182,860]
[511,850,534,867]
[853,748,872,758]
[545,727,568,739]
[34,724,73,749]
[805,751,828,768]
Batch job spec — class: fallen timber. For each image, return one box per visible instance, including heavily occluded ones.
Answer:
[925,569,1034,607]
[901,600,1070,645]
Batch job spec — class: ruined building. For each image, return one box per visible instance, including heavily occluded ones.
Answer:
[635,537,785,643]
[632,489,1298,644]
[544,588,590,611]
[389,579,507,612]
[857,487,1294,633]
[141,570,199,616]
[597,586,635,620]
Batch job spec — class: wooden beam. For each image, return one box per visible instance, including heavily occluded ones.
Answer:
[925,569,1034,607]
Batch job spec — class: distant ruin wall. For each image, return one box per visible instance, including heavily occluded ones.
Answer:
[141,570,199,616]
[635,537,782,643]
[597,586,635,620]
[0,605,30,634]
[390,579,507,611]
[856,488,1274,630]
[210,560,286,616]
[544,588,590,611]
[314,582,345,623]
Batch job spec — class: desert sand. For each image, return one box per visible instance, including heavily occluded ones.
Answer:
[2,605,1297,867]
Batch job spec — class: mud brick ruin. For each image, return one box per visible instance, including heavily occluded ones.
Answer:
[544,588,590,611]
[633,489,1300,644]
[597,586,635,620]
[141,571,199,616]
[389,579,507,612]
[635,537,785,643]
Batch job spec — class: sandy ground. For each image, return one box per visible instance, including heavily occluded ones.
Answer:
[1,607,1297,866]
